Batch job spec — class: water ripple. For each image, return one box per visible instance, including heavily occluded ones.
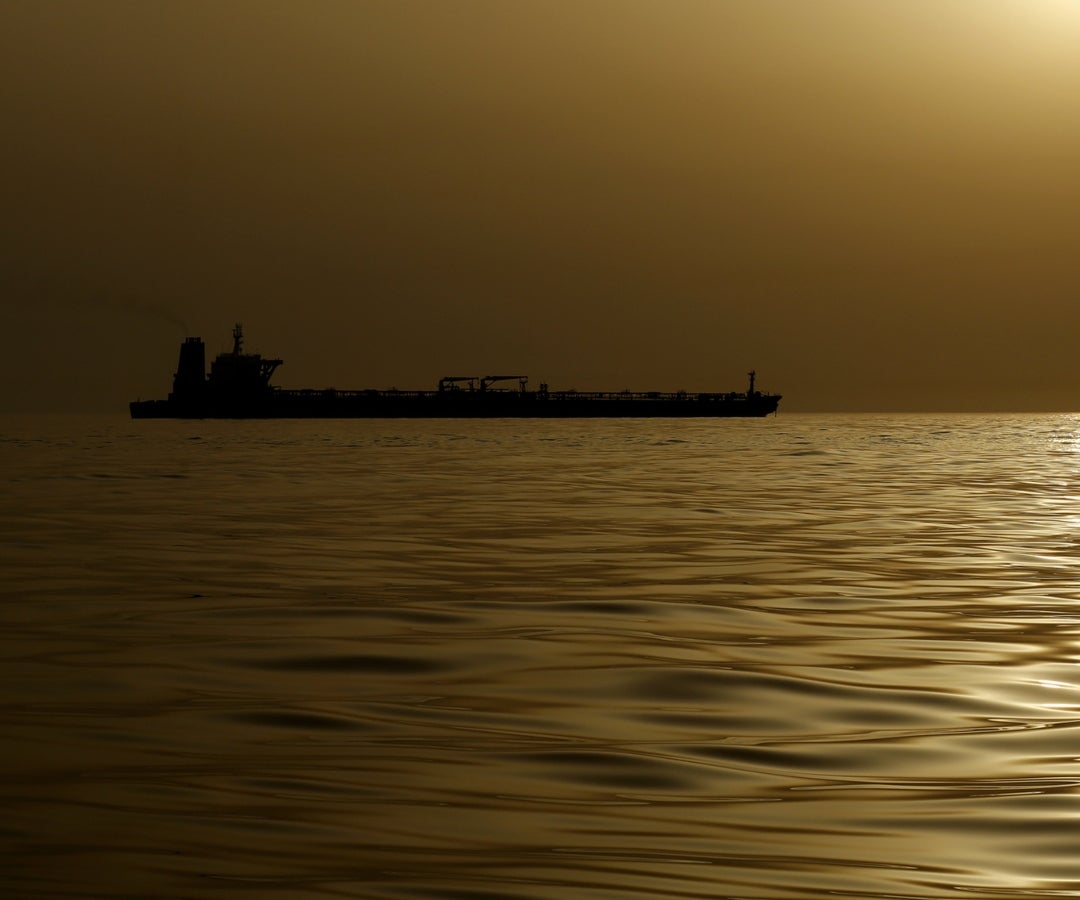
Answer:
[5,413,1080,897]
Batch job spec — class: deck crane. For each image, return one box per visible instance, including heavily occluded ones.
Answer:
[480,375,528,392]
[437,376,479,392]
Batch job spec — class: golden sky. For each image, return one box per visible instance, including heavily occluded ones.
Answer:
[3,0,1080,411]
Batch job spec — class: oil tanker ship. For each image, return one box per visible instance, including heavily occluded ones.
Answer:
[130,325,781,419]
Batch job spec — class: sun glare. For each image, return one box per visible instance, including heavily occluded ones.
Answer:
[1005,0,1080,31]
[963,0,1080,72]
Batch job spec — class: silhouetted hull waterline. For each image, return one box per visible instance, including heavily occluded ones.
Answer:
[129,391,781,419]
[129,328,782,419]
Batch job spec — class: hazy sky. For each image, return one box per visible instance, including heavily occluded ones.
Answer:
[3,0,1080,411]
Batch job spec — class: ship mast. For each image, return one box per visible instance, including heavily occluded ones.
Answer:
[232,323,244,355]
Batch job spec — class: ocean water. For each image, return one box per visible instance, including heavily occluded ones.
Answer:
[4,412,1080,899]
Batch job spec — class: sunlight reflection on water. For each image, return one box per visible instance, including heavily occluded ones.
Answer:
[3,413,1080,898]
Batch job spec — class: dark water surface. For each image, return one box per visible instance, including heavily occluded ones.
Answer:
[4,413,1080,898]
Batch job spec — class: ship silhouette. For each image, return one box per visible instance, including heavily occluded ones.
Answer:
[130,325,781,419]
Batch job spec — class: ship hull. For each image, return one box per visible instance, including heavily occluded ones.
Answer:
[130,393,780,419]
